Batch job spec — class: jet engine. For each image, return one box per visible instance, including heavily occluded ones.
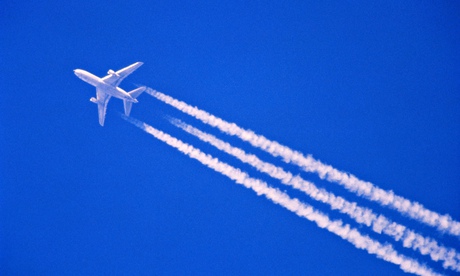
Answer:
[90,97,98,103]
[107,69,119,76]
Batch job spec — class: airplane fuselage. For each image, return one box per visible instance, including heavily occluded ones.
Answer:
[74,69,137,103]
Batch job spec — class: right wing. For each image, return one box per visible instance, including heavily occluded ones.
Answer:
[96,88,111,126]
[101,62,143,87]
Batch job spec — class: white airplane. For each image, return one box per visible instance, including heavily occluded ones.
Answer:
[74,62,146,126]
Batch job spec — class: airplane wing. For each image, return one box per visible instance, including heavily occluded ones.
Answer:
[101,62,143,87]
[96,88,111,126]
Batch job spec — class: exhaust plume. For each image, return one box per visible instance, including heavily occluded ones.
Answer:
[121,114,439,276]
[170,118,460,272]
[146,87,460,237]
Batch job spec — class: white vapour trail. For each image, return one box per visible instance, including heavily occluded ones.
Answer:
[145,88,460,237]
[170,118,460,272]
[121,115,439,276]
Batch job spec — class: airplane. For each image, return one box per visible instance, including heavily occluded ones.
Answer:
[74,62,146,126]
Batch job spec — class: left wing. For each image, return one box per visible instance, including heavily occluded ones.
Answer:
[96,88,111,126]
[101,62,143,87]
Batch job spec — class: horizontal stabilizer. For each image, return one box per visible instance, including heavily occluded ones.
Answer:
[124,86,146,116]
[128,86,146,99]
[124,100,133,116]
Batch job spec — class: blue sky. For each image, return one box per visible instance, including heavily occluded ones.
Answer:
[1,1,459,275]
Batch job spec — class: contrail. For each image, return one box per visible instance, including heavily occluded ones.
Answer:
[170,118,460,272]
[145,87,460,237]
[121,114,439,276]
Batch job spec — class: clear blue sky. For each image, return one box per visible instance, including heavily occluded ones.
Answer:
[1,1,459,275]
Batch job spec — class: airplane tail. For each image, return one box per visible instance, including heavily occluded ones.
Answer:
[124,86,146,116]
